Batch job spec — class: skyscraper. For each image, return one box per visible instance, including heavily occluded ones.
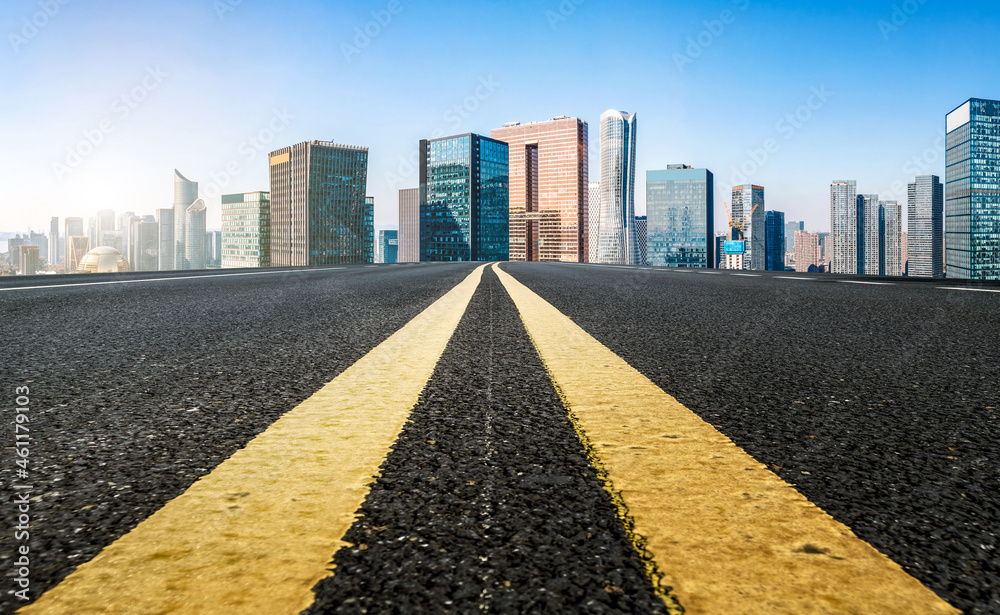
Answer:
[269,140,372,266]
[635,216,648,266]
[908,175,944,278]
[765,210,786,271]
[380,230,399,264]
[795,230,820,272]
[858,194,880,275]
[490,117,589,262]
[18,245,40,275]
[184,199,207,269]
[731,184,766,270]
[49,217,59,265]
[64,217,84,272]
[785,220,804,254]
[419,133,509,262]
[588,181,600,263]
[946,98,1000,279]
[67,236,90,272]
[880,200,903,276]
[129,217,159,272]
[221,191,270,268]
[398,188,419,263]
[830,180,858,274]
[156,208,174,271]
[646,166,714,268]
[205,230,222,267]
[597,110,639,265]
[173,169,198,270]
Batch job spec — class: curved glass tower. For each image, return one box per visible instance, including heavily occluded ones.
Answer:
[184,198,207,270]
[173,169,198,270]
[598,110,639,265]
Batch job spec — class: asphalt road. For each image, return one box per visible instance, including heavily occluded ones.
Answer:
[2,262,998,614]
[504,262,1000,615]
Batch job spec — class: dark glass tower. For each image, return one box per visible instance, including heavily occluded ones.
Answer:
[419,134,509,261]
[764,210,785,271]
[646,166,714,268]
[946,98,1000,280]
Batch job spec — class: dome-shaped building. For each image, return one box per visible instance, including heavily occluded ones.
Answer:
[78,246,130,273]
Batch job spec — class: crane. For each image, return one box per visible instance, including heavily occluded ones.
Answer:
[723,201,760,241]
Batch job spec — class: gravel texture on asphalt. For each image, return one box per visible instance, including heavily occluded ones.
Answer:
[504,262,1000,615]
[305,268,671,615]
[0,264,478,612]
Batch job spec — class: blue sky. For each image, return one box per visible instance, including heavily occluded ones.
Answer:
[1,0,995,235]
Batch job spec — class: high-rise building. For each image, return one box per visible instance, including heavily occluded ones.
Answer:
[490,117,589,262]
[635,216,648,266]
[398,188,419,263]
[380,230,399,264]
[18,245,39,275]
[858,194,881,275]
[902,231,909,275]
[49,217,59,265]
[587,181,600,263]
[817,232,830,266]
[269,140,372,265]
[129,218,159,272]
[907,174,944,278]
[785,220,804,253]
[184,199,207,269]
[765,210,786,271]
[880,200,903,276]
[946,98,1000,280]
[221,191,270,268]
[714,233,728,269]
[597,110,639,265]
[364,197,376,261]
[419,133,509,262]
[173,169,198,270]
[87,216,97,247]
[100,229,123,252]
[731,184,766,270]
[795,230,820,272]
[97,209,115,243]
[67,236,90,272]
[830,180,858,274]
[646,166,714,268]
[64,217,84,272]
[205,230,222,267]
[156,208,175,271]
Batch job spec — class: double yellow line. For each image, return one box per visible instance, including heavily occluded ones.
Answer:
[23,264,958,614]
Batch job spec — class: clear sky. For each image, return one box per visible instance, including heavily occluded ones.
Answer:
[1,0,996,235]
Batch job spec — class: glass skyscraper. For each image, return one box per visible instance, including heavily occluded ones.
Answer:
[268,140,372,266]
[419,133,509,262]
[764,210,785,271]
[646,166,714,268]
[173,169,198,270]
[597,110,639,265]
[907,175,944,278]
[830,180,858,274]
[946,98,1000,280]
[379,230,398,264]
[221,191,270,268]
[731,184,766,270]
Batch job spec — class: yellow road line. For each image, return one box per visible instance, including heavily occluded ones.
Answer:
[22,265,487,615]
[493,264,959,615]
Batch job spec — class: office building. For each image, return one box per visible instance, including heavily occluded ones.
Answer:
[786,220,804,252]
[714,233,728,269]
[419,133,509,262]
[67,236,90,272]
[902,231,909,275]
[128,218,159,272]
[97,209,115,244]
[173,169,198,269]
[830,180,858,274]
[731,184,766,270]
[907,174,944,278]
[156,208,174,271]
[490,117,589,262]
[588,181,600,263]
[858,194,881,275]
[398,188,419,263]
[380,230,399,264]
[18,245,39,275]
[88,216,97,247]
[646,166,714,268]
[597,110,639,265]
[946,98,1000,279]
[221,191,270,268]
[817,232,830,266]
[100,229,123,252]
[64,217,84,271]
[270,140,372,265]
[765,210,785,271]
[635,216,648,266]
[795,230,820,272]
[205,230,222,267]
[49,217,59,265]
[184,199,207,269]
[880,200,903,276]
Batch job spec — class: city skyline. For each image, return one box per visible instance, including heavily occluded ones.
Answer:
[3,1,995,236]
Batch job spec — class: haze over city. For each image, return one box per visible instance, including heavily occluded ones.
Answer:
[3,0,995,233]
